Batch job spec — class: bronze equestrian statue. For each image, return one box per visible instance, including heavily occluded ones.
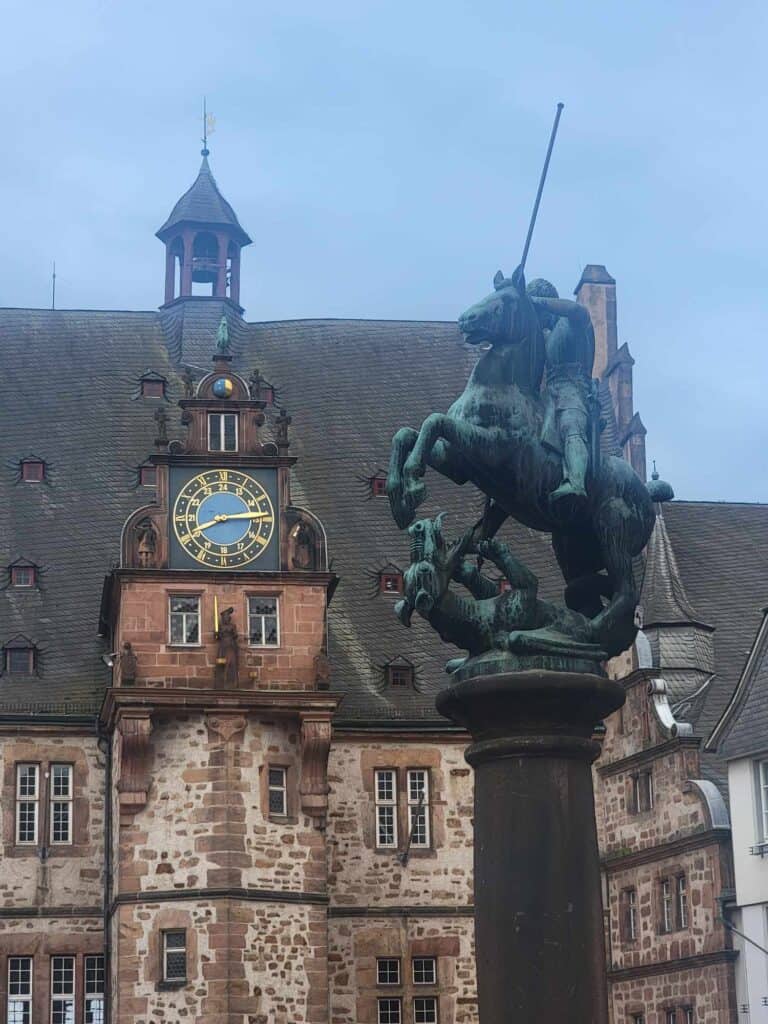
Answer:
[387,266,671,668]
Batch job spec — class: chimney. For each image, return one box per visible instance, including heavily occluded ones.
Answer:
[574,265,617,380]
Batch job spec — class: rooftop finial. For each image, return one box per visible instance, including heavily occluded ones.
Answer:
[201,97,215,157]
[652,459,659,481]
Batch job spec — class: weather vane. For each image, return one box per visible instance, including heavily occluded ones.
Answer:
[201,97,216,157]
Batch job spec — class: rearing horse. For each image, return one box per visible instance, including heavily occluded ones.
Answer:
[387,267,668,658]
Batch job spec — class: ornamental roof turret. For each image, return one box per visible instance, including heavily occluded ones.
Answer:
[156,154,251,246]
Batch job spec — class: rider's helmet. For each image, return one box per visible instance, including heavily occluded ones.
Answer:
[526,278,559,299]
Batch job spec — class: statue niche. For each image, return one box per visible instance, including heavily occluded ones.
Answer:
[122,510,167,569]
[285,509,327,572]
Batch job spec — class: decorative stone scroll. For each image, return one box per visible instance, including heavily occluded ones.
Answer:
[299,715,332,828]
[116,711,153,812]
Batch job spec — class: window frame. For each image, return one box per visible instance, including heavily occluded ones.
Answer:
[377,997,402,1024]
[21,460,45,483]
[50,763,74,846]
[246,595,280,648]
[376,958,401,986]
[406,769,431,849]
[758,759,768,843]
[162,929,188,984]
[4,646,36,676]
[267,765,288,817]
[374,769,398,850]
[15,763,39,846]
[665,1011,677,1024]
[622,887,638,942]
[413,996,439,1024]
[412,957,437,985]
[207,412,239,453]
[168,594,202,647]
[84,955,105,1024]
[7,955,33,1024]
[676,874,688,929]
[139,464,157,487]
[379,572,404,596]
[631,770,653,813]
[371,475,387,497]
[10,565,36,588]
[386,662,414,688]
[661,877,674,933]
[140,378,165,399]
[50,954,75,1024]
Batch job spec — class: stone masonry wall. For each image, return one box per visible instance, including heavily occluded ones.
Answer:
[0,730,104,909]
[327,737,474,908]
[608,959,737,1024]
[114,897,327,1024]
[116,578,326,690]
[329,915,477,1024]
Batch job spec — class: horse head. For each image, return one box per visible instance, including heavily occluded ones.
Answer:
[458,265,538,348]
[394,513,474,627]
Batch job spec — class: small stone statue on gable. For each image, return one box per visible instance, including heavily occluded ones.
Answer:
[120,641,138,685]
[215,607,239,688]
[153,406,169,447]
[181,366,195,399]
[136,520,158,569]
[216,315,231,355]
[275,408,292,450]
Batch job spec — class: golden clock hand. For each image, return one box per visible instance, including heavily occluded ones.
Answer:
[190,517,220,537]
[190,510,270,538]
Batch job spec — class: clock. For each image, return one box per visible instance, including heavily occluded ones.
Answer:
[169,467,278,570]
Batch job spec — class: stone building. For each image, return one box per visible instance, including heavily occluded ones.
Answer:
[0,147,763,1024]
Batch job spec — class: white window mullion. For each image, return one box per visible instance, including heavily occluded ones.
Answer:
[50,955,75,1024]
[407,769,431,849]
[84,955,105,1024]
[7,956,33,1024]
[50,764,73,845]
[16,764,39,845]
[375,769,398,849]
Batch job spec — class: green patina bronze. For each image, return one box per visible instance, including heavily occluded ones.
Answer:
[387,265,672,677]
[216,315,231,353]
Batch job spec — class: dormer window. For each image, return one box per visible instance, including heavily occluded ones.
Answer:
[10,565,36,588]
[21,459,45,482]
[209,412,238,452]
[3,641,36,675]
[139,465,157,487]
[380,571,404,595]
[371,475,387,497]
[142,380,164,398]
[385,658,414,688]
[498,577,512,594]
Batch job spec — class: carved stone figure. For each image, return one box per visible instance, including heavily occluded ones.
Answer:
[120,641,138,685]
[216,315,231,354]
[275,408,292,449]
[290,521,314,570]
[387,266,672,667]
[215,607,239,687]
[181,366,195,399]
[153,406,169,446]
[136,520,158,569]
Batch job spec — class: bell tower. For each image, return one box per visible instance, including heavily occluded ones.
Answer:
[156,143,251,311]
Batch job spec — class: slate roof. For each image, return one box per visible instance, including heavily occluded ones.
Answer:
[1,300,767,759]
[640,511,711,628]
[156,156,252,246]
[708,612,768,760]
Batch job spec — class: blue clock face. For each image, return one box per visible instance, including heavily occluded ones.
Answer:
[172,468,275,568]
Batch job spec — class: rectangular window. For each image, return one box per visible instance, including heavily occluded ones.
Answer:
[759,760,768,842]
[21,460,45,482]
[377,958,401,985]
[5,648,34,675]
[375,769,398,849]
[413,957,437,985]
[208,413,238,452]
[407,770,431,849]
[10,566,35,587]
[139,465,157,487]
[7,956,32,1024]
[661,878,673,933]
[163,929,187,982]
[268,767,287,816]
[631,1016,645,1024]
[414,997,438,1023]
[16,763,39,844]
[632,771,653,813]
[683,1008,694,1024]
[84,955,105,1024]
[51,955,75,1024]
[247,596,279,647]
[665,1011,677,1024]
[677,874,688,928]
[50,763,73,844]
[168,595,200,645]
[377,999,402,1024]
[623,888,638,941]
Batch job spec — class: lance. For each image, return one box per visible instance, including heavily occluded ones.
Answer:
[520,102,564,273]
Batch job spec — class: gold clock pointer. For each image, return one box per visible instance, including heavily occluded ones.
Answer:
[190,510,271,537]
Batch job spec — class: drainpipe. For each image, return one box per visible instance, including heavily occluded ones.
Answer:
[98,728,113,1024]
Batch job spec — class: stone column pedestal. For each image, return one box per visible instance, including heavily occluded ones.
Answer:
[437,670,624,1024]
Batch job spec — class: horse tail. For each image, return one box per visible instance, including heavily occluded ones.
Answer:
[646,477,674,503]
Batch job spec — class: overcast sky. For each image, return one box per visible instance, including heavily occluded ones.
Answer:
[2,0,766,502]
